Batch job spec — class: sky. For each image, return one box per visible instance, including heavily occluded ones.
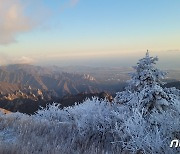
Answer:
[0,0,180,69]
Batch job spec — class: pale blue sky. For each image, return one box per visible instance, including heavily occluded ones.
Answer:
[0,0,180,68]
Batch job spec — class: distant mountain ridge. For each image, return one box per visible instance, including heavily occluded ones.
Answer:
[0,64,99,97]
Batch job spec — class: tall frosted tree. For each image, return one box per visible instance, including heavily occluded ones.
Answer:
[115,51,180,113]
[128,51,166,91]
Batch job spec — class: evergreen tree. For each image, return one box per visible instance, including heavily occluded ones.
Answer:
[128,50,166,91]
[115,51,180,113]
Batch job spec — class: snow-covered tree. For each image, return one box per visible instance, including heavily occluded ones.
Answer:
[128,51,166,91]
[115,51,180,114]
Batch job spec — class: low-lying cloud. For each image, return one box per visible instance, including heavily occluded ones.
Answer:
[0,52,35,65]
[14,56,35,64]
